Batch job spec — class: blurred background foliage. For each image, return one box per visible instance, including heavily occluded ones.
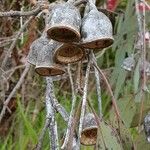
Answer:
[0,0,150,149]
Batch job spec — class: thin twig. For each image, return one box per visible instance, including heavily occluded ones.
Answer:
[1,17,33,69]
[46,78,69,123]
[0,0,49,17]
[20,6,24,44]
[0,39,15,47]
[74,0,87,6]
[53,99,69,122]
[2,65,25,80]
[0,63,30,123]
[63,98,83,150]
[75,61,83,95]
[141,0,146,89]
[77,60,91,150]
[87,99,123,150]
[92,52,102,117]
[68,0,87,5]
[61,64,77,149]
[135,0,146,88]
[135,0,147,130]
[136,0,146,90]
[141,0,146,124]
[87,99,108,149]
[67,101,82,150]
[135,0,143,33]
[0,0,86,17]
[52,98,69,123]
[46,77,59,150]
[0,6,41,17]
[92,61,121,120]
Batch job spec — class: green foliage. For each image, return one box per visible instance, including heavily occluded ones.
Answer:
[96,120,123,150]
[134,132,150,150]
[111,0,138,99]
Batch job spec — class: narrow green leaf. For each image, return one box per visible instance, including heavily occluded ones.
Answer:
[117,95,136,128]
[96,120,123,150]
[17,100,38,143]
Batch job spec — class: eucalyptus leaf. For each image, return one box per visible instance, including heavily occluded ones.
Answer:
[96,120,123,150]
[117,95,150,128]
[131,101,150,127]
[118,121,134,149]
[109,113,134,150]
[117,95,136,128]
[114,68,127,99]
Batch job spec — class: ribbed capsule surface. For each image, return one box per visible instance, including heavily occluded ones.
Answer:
[47,3,81,43]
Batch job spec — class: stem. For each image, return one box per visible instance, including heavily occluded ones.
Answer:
[92,52,102,117]
[136,0,146,130]
[135,0,146,88]
[141,0,146,90]
[75,61,83,94]
[1,17,33,69]
[61,65,77,149]
[77,60,91,150]
[0,0,50,17]
[46,78,59,150]
[46,78,69,122]
[0,7,41,17]
[52,98,69,123]
[74,0,87,6]
[92,61,121,120]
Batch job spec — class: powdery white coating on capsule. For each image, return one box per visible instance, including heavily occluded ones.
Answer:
[81,113,98,146]
[81,3,114,50]
[27,35,49,66]
[144,113,150,143]
[35,40,65,76]
[47,3,81,43]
